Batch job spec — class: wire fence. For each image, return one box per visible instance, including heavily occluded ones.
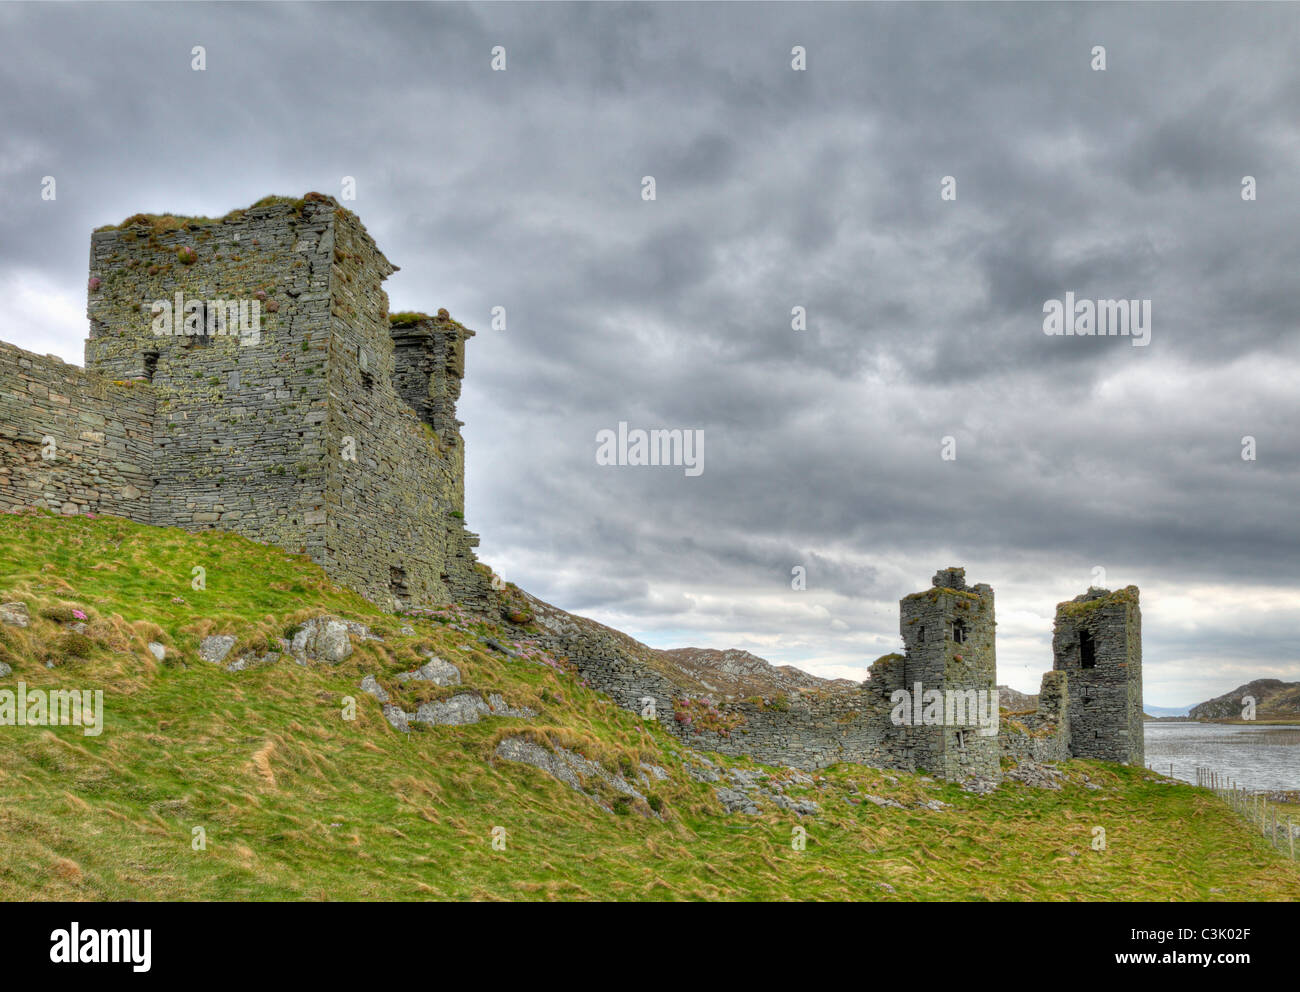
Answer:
[1195,765,1297,861]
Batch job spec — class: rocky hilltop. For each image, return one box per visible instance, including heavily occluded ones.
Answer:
[502,586,858,699]
[997,685,1039,713]
[655,648,856,697]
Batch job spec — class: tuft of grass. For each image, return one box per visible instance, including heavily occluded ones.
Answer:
[388,312,431,327]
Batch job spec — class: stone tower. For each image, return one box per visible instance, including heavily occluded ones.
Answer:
[81,194,491,610]
[1052,586,1143,765]
[896,567,1001,783]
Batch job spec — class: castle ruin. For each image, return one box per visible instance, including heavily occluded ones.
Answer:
[0,195,1144,786]
[1,194,490,611]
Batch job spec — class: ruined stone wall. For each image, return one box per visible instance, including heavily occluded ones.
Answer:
[0,342,153,520]
[391,316,472,451]
[533,627,917,773]
[1053,587,1144,765]
[678,688,907,771]
[1000,669,1071,763]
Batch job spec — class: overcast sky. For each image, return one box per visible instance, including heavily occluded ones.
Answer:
[2,2,1298,705]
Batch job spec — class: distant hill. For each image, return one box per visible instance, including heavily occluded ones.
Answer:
[1144,704,1191,718]
[1188,680,1300,720]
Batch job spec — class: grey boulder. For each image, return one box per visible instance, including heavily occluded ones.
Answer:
[0,602,30,628]
[199,634,238,665]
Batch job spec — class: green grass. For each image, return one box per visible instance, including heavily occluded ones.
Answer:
[1,511,1297,901]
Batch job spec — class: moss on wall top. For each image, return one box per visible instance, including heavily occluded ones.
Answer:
[93,192,343,233]
[1059,585,1140,618]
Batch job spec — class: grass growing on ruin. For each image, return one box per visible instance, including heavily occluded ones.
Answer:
[1,512,1298,901]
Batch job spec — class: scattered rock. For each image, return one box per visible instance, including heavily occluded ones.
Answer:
[0,662,11,678]
[494,736,650,813]
[396,655,461,687]
[1003,761,1064,790]
[226,649,281,673]
[412,692,535,727]
[359,674,389,704]
[862,793,906,809]
[771,794,819,816]
[639,762,669,782]
[685,763,720,783]
[715,787,761,815]
[727,767,767,789]
[381,704,409,733]
[480,637,518,658]
[707,764,821,816]
[199,634,238,665]
[290,618,354,663]
[961,778,1000,795]
[0,602,30,628]
[147,642,166,662]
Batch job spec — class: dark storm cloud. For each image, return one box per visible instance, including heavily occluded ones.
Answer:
[2,2,1299,701]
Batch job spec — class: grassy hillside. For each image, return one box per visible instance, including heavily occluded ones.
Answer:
[1,511,1298,901]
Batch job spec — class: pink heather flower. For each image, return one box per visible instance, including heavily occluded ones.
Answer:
[73,610,87,620]
[88,277,101,291]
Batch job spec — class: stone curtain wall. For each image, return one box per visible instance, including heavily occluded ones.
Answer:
[84,198,335,559]
[0,342,154,520]
[536,628,920,774]
[1052,587,1144,766]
